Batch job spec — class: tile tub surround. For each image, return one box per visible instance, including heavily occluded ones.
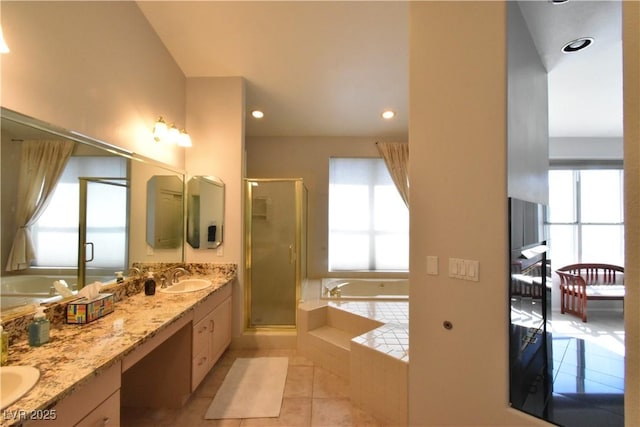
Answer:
[0,264,236,427]
[297,300,409,425]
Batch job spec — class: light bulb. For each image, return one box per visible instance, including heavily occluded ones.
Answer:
[153,117,168,142]
[178,130,192,147]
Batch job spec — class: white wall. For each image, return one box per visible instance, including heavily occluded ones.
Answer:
[185,77,245,337]
[408,2,544,425]
[0,1,186,168]
[507,2,549,204]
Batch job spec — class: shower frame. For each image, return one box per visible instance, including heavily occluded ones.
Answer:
[243,178,307,331]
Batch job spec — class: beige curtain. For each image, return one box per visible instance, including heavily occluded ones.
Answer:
[376,142,409,207]
[6,140,74,271]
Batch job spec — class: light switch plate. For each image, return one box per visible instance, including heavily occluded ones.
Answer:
[427,256,438,275]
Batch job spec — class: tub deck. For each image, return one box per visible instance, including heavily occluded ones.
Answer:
[298,299,409,425]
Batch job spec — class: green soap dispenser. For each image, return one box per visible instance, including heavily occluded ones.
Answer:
[28,307,50,347]
[1,325,8,364]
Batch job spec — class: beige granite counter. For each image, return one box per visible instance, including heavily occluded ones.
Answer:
[1,264,236,427]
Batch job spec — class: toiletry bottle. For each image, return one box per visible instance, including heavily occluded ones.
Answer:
[116,271,124,283]
[1,325,8,364]
[28,307,50,347]
[144,272,156,296]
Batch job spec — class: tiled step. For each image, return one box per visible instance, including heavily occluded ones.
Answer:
[308,325,353,351]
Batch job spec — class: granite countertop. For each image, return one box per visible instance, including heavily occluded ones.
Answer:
[1,268,235,427]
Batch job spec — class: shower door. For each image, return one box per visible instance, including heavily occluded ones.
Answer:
[78,178,129,287]
[245,179,307,329]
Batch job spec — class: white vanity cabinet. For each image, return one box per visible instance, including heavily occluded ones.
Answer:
[26,361,121,427]
[191,285,232,391]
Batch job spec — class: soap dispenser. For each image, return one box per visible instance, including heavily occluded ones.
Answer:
[144,272,156,296]
[1,325,8,364]
[28,307,50,347]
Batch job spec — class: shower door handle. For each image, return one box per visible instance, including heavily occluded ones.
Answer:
[85,242,95,262]
[289,244,296,264]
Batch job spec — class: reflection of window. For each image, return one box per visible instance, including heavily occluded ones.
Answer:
[328,158,408,271]
[547,168,624,267]
[31,157,127,268]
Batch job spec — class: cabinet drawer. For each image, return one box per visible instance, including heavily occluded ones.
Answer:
[192,314,213,356]
[192,348,210,391]
[75,390,120,427]
[193,284,232,323]
[26,362,121,427]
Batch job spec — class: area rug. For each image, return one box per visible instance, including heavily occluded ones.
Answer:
[204,357,289,419]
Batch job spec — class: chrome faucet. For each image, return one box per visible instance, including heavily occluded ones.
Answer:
[170,267,189,284]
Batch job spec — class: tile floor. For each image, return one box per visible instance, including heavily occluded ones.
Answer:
[544,310,625,427]
[121,348,383,427]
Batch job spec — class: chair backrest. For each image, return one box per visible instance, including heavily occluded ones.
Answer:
[555,270,587,289]
[557,263,624,284]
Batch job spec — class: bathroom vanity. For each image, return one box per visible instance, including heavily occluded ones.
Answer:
[1,266,235,427]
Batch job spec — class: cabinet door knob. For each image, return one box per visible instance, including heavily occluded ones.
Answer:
[102,417,110,425]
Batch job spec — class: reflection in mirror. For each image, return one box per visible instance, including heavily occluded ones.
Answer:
[147,175,183,249]
[187,176,224,249]
[0,108,184,315]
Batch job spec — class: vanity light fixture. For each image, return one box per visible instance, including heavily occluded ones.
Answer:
[152,116,191,147]
[167,124,180,145]
[0,26,10,54]
[251,110,265,119]
[562,37,594,53]
[178,129,192,147]
[381,110,395,120]
[153,117,168,142]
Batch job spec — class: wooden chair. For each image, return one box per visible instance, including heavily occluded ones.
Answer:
[556,263,624,322]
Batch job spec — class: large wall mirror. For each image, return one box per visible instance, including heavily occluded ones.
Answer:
[187,176,224,249]
[0,107,185,314]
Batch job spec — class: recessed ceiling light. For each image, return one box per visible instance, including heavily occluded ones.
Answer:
[562,37,594,53]
[550,0,569,4]
[381,110,395,120]
[251,110,264,119]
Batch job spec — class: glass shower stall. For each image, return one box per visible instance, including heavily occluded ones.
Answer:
[244,179,307,330]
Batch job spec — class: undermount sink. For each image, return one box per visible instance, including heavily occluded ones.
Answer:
[0,366,40,410]
[159,278,212,294]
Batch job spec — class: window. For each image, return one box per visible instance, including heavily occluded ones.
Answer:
[328,158,408,271]
[547,168,624,268]
[31,157,127,268]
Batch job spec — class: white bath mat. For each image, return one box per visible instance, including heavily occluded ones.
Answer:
[205,357,288,419]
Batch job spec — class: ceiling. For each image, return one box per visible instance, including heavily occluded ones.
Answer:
[137,1,622,140]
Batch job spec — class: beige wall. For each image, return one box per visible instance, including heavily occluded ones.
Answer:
[0,1,186,168]
[246,136,404,279]
[623,2,640,424]
[185,77,246,338]
[408,2,544,425]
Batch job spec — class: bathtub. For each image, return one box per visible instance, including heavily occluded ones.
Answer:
[0,274,113,311]
[321,278,408,300]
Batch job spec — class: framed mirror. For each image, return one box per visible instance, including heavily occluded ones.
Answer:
[0,107,185,313]
[187,176,224,249]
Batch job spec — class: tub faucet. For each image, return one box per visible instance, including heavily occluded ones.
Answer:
[329,287,341,297]
[170,267,189,284]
